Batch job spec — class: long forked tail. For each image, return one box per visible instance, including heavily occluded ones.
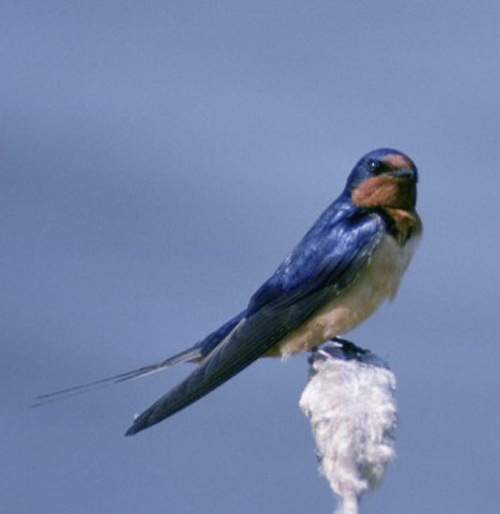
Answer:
[125,312,273,435]
[32,346,202,407]
[32,311,247,408]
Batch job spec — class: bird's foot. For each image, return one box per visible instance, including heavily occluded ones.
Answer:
[331,336,369,356]
[309,337,370,364]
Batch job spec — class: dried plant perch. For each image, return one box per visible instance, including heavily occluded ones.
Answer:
[300,339,397,514]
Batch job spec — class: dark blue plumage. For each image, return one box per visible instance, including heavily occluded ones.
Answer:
[123,148,421,435]
[36,148,421,435]
[125,211,384,435]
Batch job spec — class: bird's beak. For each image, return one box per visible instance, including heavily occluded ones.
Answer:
[389,168,415,181]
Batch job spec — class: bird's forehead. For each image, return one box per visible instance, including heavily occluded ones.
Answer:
[380,154,412,169]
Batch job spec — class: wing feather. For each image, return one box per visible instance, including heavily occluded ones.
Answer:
[126,211,384,434]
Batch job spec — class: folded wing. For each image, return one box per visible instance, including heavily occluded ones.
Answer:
[126,210,384,435]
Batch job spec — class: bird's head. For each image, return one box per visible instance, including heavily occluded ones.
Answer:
[344,148,418,211]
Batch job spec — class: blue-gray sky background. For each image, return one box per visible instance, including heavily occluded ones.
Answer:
[2,2,499,513]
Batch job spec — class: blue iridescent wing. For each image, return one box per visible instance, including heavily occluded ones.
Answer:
[126,209,384,434]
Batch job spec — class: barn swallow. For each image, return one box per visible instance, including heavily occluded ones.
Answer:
[36,148,421,435]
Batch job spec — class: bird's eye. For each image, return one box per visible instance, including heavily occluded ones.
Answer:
[368,159,387,175]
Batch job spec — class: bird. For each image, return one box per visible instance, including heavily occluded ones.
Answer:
[36,148,421,436]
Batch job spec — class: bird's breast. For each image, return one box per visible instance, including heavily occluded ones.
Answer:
[271,232,420,358]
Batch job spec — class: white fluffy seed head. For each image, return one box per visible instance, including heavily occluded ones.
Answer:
[299,344,397,513]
